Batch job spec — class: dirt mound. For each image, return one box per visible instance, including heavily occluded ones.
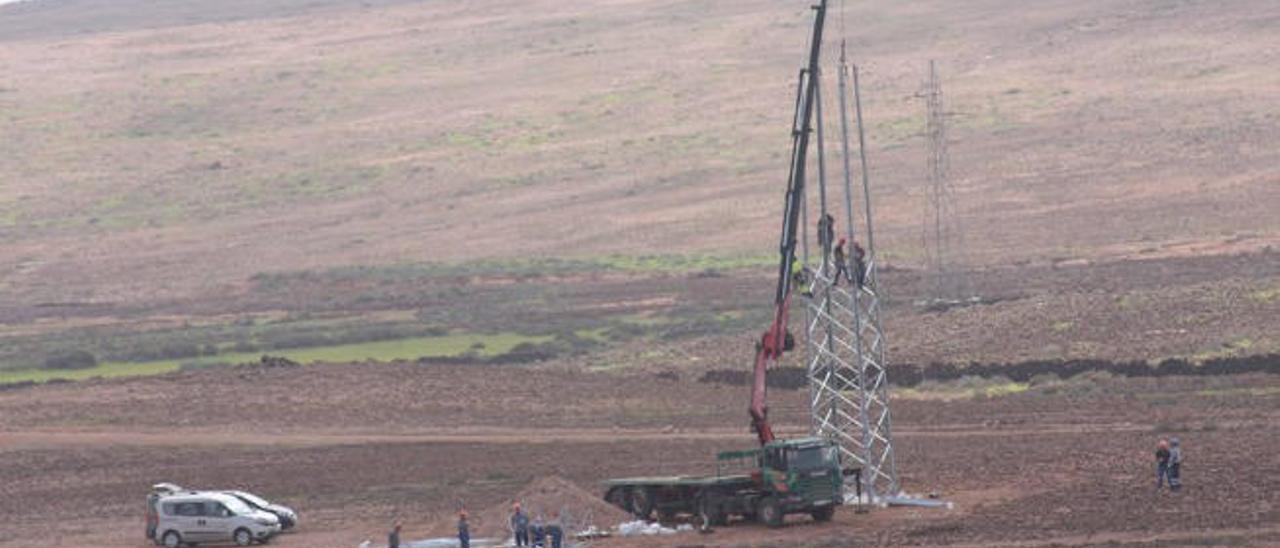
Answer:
[436,476,630,540]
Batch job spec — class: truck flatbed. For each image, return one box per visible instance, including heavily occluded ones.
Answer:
[601,474,753,488]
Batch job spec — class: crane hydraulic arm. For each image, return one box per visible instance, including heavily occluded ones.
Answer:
[749,0,828,446]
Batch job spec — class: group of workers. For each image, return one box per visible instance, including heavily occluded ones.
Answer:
[792,213,867,297]
[389,503,562,548]
[507,503,564,548]
[387,511,475,548]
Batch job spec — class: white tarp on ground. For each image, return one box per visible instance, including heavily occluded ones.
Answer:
[616,520,692,537]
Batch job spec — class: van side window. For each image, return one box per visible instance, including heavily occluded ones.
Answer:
[211,502,232,518]
[162,502,176,515]
[177,502,205,517]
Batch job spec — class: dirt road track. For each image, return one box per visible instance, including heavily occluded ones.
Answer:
[0,421,1198,452]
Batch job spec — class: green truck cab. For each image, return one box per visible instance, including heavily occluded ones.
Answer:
[602,437,855,528]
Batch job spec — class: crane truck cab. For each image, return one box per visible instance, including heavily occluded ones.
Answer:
[720,437,846,526]
[602,437,854,528]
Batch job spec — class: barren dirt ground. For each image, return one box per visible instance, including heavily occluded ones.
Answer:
[1,360,1278,547]
[2,0,1279,546]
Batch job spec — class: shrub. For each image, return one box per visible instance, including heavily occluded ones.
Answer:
[43,350,98,370]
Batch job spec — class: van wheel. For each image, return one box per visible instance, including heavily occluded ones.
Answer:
[234,528,253,546]
[161,531,182,548]
[757,497,784,528]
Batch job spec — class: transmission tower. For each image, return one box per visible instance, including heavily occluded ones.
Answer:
[800,41,900,502]
[920,60,969,303]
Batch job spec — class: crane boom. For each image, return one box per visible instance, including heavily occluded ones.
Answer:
[750,0,828,446]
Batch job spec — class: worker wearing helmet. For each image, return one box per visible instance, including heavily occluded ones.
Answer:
[851,241,867,288]
[833,238,851,285]
[458,510,471,548]
[1167,438,1183,491]
[1154,438,1171,489]
[791,257,813,298]
[388,521,402,548]
[510,502,530,547]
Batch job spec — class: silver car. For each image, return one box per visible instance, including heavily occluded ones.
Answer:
[154,492,280,546]
[224,490,298,531]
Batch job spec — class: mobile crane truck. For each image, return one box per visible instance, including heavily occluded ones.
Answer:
[601,0,860,529]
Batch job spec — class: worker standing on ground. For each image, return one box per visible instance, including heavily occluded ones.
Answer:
[833,238,851,285]
[1154,438,1171,489]
[457,510,470,548]
[531,514,546,548]
[388,521,402,548]
[1168,437,1183,491]
[852,241,867,288]
[510,502,530,547]
[547,512,564,548]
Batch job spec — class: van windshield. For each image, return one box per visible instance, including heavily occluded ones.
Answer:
[221,497,254,516]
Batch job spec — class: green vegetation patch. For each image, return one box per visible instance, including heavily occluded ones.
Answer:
[0,332,549,385]
[894,375,1029,401]
[253,253,773,287]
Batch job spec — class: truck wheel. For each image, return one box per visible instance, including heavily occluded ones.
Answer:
[757,497,784,528]
[630,487,654,520]
[811,505,835,522]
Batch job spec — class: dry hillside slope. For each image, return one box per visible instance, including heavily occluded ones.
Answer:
[0,0,1277,307]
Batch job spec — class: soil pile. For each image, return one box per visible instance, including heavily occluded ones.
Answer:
[440,476,631,540]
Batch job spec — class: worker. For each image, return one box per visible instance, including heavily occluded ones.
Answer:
[388,521,402,548]
[457,510,470,548]
[531,514,546,548]
[546,512,564,548]
[1168,437,1183,491]
[1154,438,1171,489]
[832,238,851,285]
[791,257,813,298]
[851,241,867,288]
[818,213,835,251]
[511,502,530,547]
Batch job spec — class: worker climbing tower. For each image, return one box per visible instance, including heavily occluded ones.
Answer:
[786,0,900,501]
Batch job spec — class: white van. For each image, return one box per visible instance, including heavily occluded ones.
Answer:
[154,492,281,546]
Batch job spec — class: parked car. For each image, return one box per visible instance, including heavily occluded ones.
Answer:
[153,491,280,547]
[224,490,299,531]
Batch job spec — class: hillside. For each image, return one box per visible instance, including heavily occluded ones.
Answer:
[1,0,1276,307]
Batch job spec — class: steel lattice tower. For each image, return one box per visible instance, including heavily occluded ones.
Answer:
[920,60,969,303]
[799,43,900,502]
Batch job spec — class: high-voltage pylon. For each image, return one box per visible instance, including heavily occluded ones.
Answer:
[919,60,969,303]
[801,41,901,503]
